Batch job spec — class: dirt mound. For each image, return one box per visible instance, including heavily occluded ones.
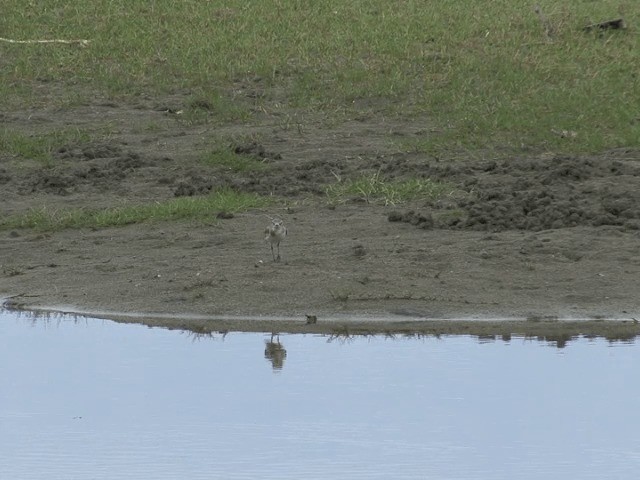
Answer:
[233,141,282,162]
[173,175,215,197]
[393,154,640,231]
[56,143,124,161]
[21,143,150,195]
[388,210,434,229]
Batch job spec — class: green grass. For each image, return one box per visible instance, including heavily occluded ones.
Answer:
[325,171,452,206]
[0,1,638,153]
[0,189,270,231]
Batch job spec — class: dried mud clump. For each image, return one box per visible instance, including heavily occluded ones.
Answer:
[30,173,76,195]
[0,168,12,184]
[173,176,215,197]
[396,154,640,232]
[24,143,148,195]
[224,158,341,197]
[388,210,434,229]
[233,142,282,162]
[56,144,123,161]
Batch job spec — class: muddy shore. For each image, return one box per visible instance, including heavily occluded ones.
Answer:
[2,95,640,339]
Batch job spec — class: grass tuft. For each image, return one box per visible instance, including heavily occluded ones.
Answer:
[325,172,452,206]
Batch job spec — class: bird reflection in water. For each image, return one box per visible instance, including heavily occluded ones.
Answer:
[264,333,287,371]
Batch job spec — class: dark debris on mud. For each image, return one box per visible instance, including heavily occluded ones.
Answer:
[19,143,150,195]
[387,153,640,232]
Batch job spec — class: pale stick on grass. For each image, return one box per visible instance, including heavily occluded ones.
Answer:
[0,37,90,46]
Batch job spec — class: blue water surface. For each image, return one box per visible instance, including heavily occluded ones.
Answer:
[1,311,639,479]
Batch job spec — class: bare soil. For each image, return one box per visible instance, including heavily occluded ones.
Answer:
[2,90,640,339]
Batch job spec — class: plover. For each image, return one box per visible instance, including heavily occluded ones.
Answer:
[264,218,287,262]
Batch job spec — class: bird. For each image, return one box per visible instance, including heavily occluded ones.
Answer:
[264,218,287,262]
[305,314,317,325]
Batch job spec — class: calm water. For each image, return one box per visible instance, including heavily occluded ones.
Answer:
[1,311,639,480]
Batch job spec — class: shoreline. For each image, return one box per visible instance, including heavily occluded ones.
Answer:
[4,297,640,342]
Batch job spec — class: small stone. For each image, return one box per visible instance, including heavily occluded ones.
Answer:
[353,244,367,257]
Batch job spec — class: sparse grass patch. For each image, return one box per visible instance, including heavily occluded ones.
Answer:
[136,121,163,133]
[0,189,270,231]
[0,128,91,165]
[325,172,452,206]
[172,94,251,126]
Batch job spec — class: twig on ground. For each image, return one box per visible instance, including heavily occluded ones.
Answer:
[583,18,626,33]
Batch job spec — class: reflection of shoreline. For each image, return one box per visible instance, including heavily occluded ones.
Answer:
[265,334,287,371]
[2,302,639,346]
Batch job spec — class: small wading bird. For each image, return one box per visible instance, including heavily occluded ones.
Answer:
[264,218,287,262]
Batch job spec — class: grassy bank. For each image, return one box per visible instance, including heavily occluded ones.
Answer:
[1,1,638,152]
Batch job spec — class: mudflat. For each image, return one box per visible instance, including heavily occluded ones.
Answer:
[2,93,640,338]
